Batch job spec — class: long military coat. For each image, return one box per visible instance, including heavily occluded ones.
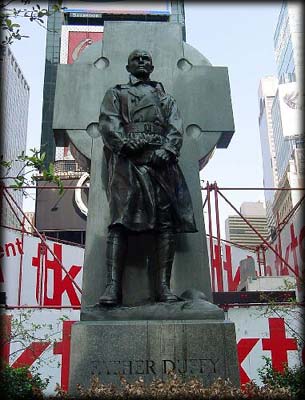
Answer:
[99,75,197,233]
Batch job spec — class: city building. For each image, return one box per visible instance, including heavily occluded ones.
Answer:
[24,211,35,233]
[258,1,303,231]
[0,46,30,229]
[258,76,279,232]
[274,1,303,84]
[225,201,268,249]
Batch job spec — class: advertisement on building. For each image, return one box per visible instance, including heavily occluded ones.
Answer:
[35,179,87,232]
[60,26,103,64]
[278,81,303,138]
[62,1,171,15]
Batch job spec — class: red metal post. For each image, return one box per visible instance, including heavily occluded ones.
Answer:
[39,238,47,307]
[0,183,3,226]
[276,212,283,274]
[213,182,224,291]
[17,215,26,306]
[256,246,262,277]
[206,182,215,292]
[262,245,267,276]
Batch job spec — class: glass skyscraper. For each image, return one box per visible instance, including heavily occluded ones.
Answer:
[258,1,303,227]
[272,1,303,182]
[274,1,303,84]
[258,76,279,232]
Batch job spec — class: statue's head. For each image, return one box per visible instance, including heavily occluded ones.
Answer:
[126,49,154,80]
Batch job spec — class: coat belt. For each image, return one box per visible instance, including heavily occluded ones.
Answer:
[124,122,164,135]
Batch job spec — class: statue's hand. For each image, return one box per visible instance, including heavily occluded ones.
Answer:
[151,149,173,167]
[123,138,146,155]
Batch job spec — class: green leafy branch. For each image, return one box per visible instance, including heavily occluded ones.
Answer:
[1,148,63,194]
[0,1,64,47]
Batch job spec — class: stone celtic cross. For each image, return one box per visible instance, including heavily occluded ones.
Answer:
[53,22,234,310]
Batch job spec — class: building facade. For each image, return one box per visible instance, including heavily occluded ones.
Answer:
[225,202,268,249]
[0,46,30,228]
[258,1,303,232]
[274,1,303,84]
[272,1,303,222]
[258,76,279,231]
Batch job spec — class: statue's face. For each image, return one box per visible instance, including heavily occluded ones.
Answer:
[126,50,154,79]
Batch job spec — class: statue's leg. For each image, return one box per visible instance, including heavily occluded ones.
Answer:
[99,227,127,306]
[155,185,179,302]
[156,231,179,302]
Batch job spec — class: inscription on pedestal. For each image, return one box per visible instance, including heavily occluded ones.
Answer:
[90,358,219,377]
[69,302,239,392]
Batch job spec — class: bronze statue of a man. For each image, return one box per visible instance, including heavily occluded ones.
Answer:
[98,49,197,306]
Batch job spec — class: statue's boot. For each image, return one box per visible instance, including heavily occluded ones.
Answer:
[99,230,127,306]
[156,232,179,302]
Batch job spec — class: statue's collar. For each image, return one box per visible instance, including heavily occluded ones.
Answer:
[129,74,158,87]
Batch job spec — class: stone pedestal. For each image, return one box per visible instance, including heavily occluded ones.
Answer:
[69,320,240,394]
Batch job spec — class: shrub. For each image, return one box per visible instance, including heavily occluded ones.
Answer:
[50,373,292,399]
[0,364,48,400]
[258,356,305,398]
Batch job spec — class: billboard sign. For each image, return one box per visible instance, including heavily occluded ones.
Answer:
[60,25,103,64]
[62,1,171,15]
[35,179,87,231]
[278,81,303,138]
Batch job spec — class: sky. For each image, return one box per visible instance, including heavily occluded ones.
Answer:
[10,1,282,235]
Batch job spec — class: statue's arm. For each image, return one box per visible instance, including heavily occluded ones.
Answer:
[98,88,127,154]
[162,97,183,160]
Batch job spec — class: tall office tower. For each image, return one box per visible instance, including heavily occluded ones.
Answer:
[272,1,303,222]
[274,1,303,84]
[225,201,268,249]
[258,2,303,227]
[0,46,30,228]
[36,1,186,244]
[258,76,279,232]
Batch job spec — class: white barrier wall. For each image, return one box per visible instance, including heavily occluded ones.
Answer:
[1,228,83,307]
[1,307,302,395]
